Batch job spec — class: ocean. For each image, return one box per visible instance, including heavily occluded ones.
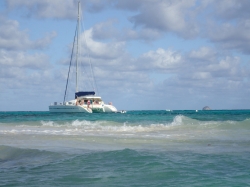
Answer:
[0,110,249,186]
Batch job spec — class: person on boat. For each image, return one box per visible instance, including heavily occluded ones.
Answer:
[87,100,91,108]
[76,98,81,106]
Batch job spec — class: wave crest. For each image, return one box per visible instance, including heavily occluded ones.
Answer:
[1,115,249,137]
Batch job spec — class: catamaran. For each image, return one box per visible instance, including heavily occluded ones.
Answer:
[49,2,117,113]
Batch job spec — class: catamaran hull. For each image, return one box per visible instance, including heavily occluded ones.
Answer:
[104,104,118,112]
[92,107,105,113]
[49,105,92,113]
[49,103,117,113]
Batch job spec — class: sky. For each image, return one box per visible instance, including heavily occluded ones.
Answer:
[1,0,250,111]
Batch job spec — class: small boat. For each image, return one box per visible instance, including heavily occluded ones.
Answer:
[49,2,117,113]
[116,110,127,114]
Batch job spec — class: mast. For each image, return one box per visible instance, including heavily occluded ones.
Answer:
[76,1,80,93]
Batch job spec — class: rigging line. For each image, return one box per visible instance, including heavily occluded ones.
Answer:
[63,25,78,103]
[90,61,99,95]
[78,5,86,91]
[80,15,94,91]
[76,1,81,93]
[81,13,99,95]
[78,5,82,91]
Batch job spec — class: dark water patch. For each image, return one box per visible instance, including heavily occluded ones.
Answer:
[1,148,250,186]
[0,145,67,171]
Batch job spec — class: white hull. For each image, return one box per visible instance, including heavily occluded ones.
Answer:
[104,104,118,112]
[49,99,117,113]
[49,104,92,113]
[49,104,118,113]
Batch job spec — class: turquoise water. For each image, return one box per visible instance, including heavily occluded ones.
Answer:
[0,110,250,186]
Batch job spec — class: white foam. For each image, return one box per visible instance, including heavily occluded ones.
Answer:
[0,116,186,136]
[1,115,248,143]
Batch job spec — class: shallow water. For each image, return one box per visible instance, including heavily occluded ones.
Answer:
[0,110,250,186]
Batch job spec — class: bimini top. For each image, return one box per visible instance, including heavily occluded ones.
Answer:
[75,91,95,99]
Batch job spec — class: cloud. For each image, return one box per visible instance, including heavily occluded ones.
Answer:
[5,0,113,19]
[112,0,143,11]
[112,0,250,53]
[96,0,201,40]
[0,14,61,111]
[123,46,247,106]
[213,0,250,20]
[128,0,199,38]
[185,47,245,78]
[206,20,250,54]
[80,28,126,60]
[7,0,250,49]
[91,19,163,42]
[189,0,250,55]
[0,50,50,70]
[5,0,77,19]
[0,16,56,51]
[189,47,217,61]
[137,48,182,71]
[0,16,56,89]
[91,19,120,40]
[5,0,200,39]
[0,48,67,111]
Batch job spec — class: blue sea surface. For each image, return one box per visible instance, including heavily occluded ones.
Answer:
[0,110,250,186]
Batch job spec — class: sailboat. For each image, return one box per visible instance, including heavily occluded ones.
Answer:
[49,2,117,113]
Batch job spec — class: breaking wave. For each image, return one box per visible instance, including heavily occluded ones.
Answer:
[1,115,249,137]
